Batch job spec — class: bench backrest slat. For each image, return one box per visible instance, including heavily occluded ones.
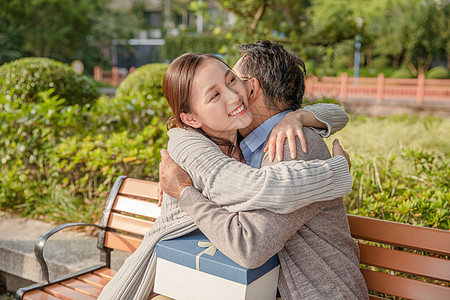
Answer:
[348,214,450,256]
[103,231,142,253]
[107,212,155,236]
[361,269,450,300]
[112,195,161,219]
[359,243,450,282]
[118,178,159,201]
[348,214,450,299]
[99,177,159,254]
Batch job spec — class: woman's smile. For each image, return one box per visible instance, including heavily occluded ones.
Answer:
[185,58,253,139]
[229,103,247,117]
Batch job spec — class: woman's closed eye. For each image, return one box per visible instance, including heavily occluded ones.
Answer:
[210,92,220,102]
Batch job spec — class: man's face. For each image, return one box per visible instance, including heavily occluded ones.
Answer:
[232,57,256,109]
[232,57,265,119]
[231,57,245,79]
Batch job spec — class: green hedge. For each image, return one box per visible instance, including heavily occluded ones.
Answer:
[372,56,391,68]
[389,68,414,78]
[163,35,230,61]
[0,57,99,105]
[116,63,168,102]
[426,66,449,79]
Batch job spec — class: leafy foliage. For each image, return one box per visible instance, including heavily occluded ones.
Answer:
[0,57,99,105]
[368,0,449,75]
[0,79,170,223]
[209,0,448,77]
[0,0,107,59]
[163,35,230,61]
[327,113,450,230]
[348,149,449,230]
[389,68,414,79]
[213,0,309,41]
[0,0,142,71]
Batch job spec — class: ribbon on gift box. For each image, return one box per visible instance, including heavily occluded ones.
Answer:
[196,241,217,270]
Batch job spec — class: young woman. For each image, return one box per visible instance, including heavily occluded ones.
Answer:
[98,54,352,299]
[161,54,351,212]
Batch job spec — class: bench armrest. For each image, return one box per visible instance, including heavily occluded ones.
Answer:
[35,222,100,283]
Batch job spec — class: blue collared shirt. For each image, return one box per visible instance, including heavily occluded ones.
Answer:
[240,110,292,168]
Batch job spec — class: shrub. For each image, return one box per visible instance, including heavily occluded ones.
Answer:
[328,113,450,230]
[0,89,89,215]
[347,149,449,230]
[389,68,414,78]
[0,87,171,224]
[0,57,99,105]
[55,92,171,210]
[426,66,449,79]
[372,56,391,68]
[116,63,168,102]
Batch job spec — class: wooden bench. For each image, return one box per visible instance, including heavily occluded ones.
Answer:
[16,176,450,300]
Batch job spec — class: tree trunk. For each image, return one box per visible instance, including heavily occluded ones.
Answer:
[424,55,433,73]
[406,59,418,77]
[250,1,267,30]
[393,54,401,67]
[366,47,373,67]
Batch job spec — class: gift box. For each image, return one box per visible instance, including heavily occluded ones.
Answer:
[154,229,280,300]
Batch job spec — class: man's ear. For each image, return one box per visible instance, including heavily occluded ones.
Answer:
[247,78,261,103]
[180,112,202,128]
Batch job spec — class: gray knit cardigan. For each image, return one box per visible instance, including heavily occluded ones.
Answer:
[98,103,351,299]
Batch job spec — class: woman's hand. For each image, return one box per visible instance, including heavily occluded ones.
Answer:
[265,111,308,162]
[332,139,351,171]
[158,149,193,205]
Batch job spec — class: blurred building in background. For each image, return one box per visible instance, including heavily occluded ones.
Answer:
[109,0,230,68]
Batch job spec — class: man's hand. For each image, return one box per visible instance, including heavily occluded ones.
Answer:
[332,139,351,171]
[158,149,193,204]
[265,111,307,162]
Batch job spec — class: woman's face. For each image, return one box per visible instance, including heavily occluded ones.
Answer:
[185,58,253,138]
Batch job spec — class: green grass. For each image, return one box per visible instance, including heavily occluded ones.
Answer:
[329,114,450,157]
[325,114,450,229]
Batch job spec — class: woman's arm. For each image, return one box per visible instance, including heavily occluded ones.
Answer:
[167,128,351,214]
[302,103,349,137]
[178,187,327,269]
[265,103,350,161]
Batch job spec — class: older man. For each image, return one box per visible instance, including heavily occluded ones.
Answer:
[160,41,368,299]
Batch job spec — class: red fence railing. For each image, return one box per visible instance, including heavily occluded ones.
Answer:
[305,74,450,104]
[94,66,136,87]
[94,67,450,104]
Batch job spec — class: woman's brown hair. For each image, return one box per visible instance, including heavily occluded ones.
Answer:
[163,53,240,158]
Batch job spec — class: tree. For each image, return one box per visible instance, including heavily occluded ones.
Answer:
[0,0,104,58]
[0,0,141,70]
[370,0,449,75]
[212,0,310,42]
[0,16,23,63]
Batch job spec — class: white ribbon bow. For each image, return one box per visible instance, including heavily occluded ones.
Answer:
[196,241,217,270]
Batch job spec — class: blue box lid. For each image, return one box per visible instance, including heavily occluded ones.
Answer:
[156,229,279,285]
